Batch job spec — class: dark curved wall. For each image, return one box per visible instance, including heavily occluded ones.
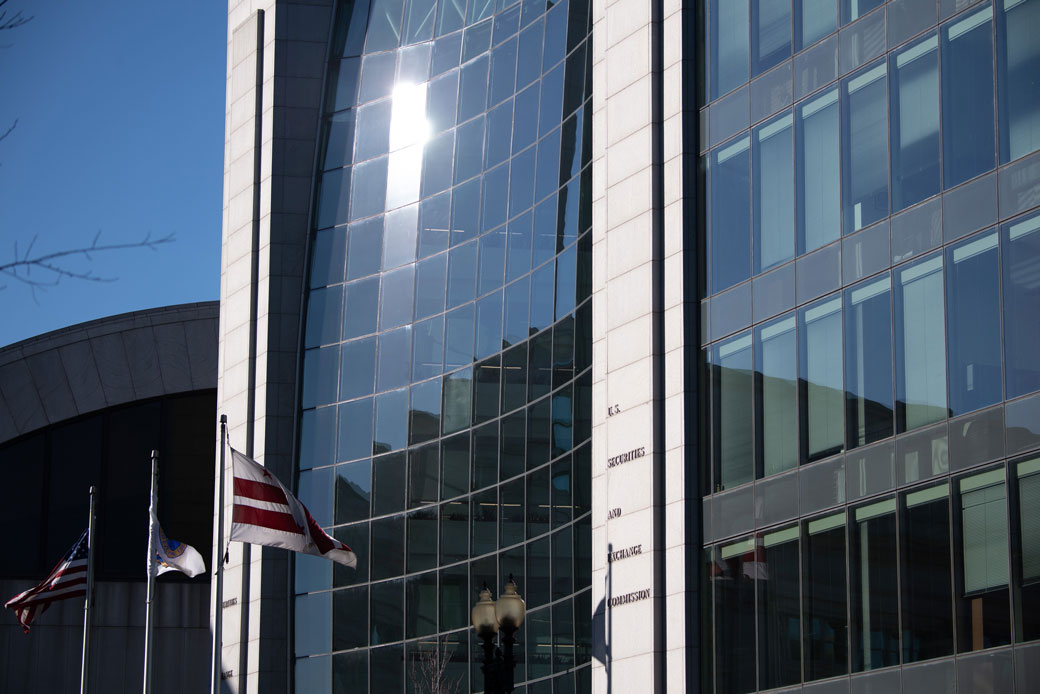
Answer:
[293,0,594,690]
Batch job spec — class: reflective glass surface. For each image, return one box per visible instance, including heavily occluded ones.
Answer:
[297,0,593,689]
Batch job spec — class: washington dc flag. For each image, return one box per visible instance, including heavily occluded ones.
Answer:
[229,448,357,568]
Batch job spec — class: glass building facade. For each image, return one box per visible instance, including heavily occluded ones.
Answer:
[292,0,594,691]
[698,0,1040,691]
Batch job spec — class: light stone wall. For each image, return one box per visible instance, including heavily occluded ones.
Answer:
[592,0,659,690]
[215,2,332,692]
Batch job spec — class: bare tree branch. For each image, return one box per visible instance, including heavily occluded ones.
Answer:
[0,118,14,144]
[0,231,176,300]
[409,635,462,694]
[0,0,32,32]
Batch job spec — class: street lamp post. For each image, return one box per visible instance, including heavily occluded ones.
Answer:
[471,577,526,694]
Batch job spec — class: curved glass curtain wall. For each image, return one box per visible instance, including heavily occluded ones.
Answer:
[697,0,1040,691]
[294,0,594,691]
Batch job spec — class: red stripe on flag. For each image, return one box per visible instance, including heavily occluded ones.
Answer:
[17,588,86,607]
[233,504,302,534]
[234,477,288,504]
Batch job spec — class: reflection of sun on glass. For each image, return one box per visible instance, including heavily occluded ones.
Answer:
[389,82,430,152]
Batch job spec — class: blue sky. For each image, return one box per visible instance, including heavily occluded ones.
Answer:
[0,2,227,348]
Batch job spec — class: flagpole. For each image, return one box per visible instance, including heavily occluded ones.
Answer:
[79,485,97,694]
[143,450,158,694]
[212,414,227,694]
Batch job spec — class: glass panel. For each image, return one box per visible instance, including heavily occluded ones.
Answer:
[371,579,404,645]
[710,0,750,99]
[347,217,384,280]
[374,388,408,454]
[317,168,351,230]
[714,537,756,693]
[796,0,836,50]
[373,451,407,516]
[356,99,393,162]
[442,367,473,434]
[955,467,1011,652]
[895,253,948,432]
[890,33,940,212]
[711,136,752,294]
[343,276,379,339]
[372,514,405,580]
[441,433,469,498]
[842,62,889,234]
[405,571,438,637]
[439,564,469,630]
[377,327,412,391]
[714,332,754,489]
[900,482,954,662]
[804,512,848,680]
[997,0,1040,163]
[800,296,844,462]
[336,459,372,524]
[1002,212,1040,398]
[755,314,798,477]
[310,227,347,289]
[941,5,996,188]
[844,275,894,448]
[333,586,369,650]
[946,230,1002,415]
[841,0,883,24]
[444,304,474,369]
[472,421,498,491]
[796,88,841,254]
[341,338,376,402]
[370,645,404,694]
[412,315,444,382]
[752,0,792,76]
[338,398,373,462]
[757,527,801,690]
[753,113,795,274]
[407,443,439,508]
[440,499,468,564]
[1014,457,1040,641]
[850,498,899,672]
[379,265,415,330]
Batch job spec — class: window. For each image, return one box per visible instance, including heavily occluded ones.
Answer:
[955,467,1011,652]
[710,0,750,99]
[1002,212,1040,398]
[755,314,798,477]
[754,113,795,274]
[895,254,947,432]
[796,88,841,254]
[803,512,848,680]
[941,5,996,188]
[757,527,801,689]
[800,297,844,462]
[1013,456,1040,642]
[710,136,752,293]
[714,332,754,489]
[715,537,757,693]
[842,62,889,234]
[752,0,792,76]
[844,275,894,448]
[901,481,954,662]
[997,0,1040,163]
[946,230,1002,415]
[850,498,899,671]
[890,33,940,211]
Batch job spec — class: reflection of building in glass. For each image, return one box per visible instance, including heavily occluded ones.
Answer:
[215,0,1040,692]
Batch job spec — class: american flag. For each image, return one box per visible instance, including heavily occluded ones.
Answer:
[229,448,357,568]
[5,529,89,633]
